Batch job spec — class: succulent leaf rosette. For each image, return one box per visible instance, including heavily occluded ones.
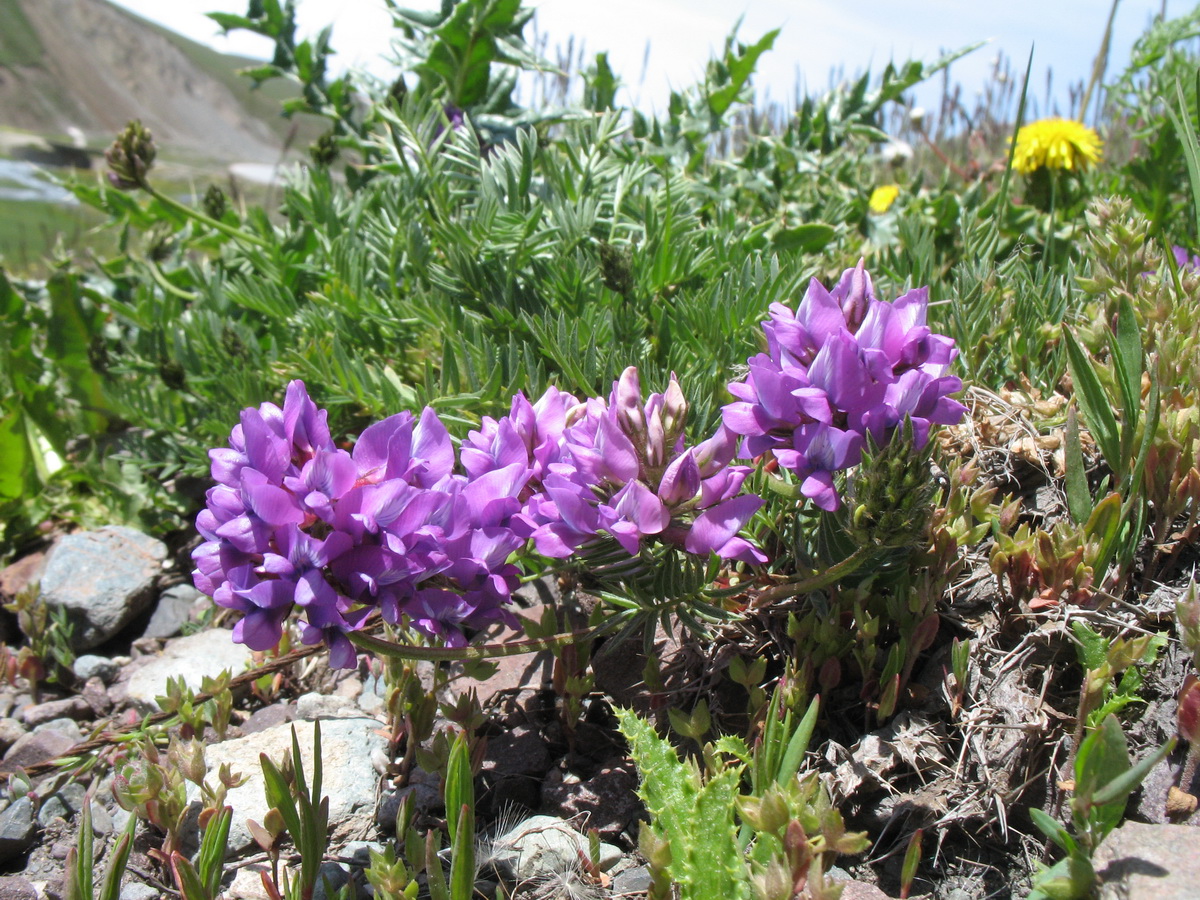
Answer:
[722,261,967,510]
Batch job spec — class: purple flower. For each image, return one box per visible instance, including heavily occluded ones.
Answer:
[722,262,966,510]
[193,380,533,666]
[522,370,766,564]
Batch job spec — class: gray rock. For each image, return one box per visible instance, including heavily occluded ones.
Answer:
[242,702,296,735]
[190,717,386,853]
[31,718,83,743]
[143,584,202,640]
[120,884,160,900]
[377,768,442,829]
[613,865,653,893]
[310,860,352,900]
[0,798,36,861]
[122,629,252,712]
[35,782,87,827]
[1,728,76,770]
[0,719,26,753]
[485,815,622,883]
[89,801,113,835]
[38,526,167,650]
[1094,821,1200,900]
[0,875,38,900]
[296,692,360,720]
[540,758,643,841]
[73,654,120,685]
[19,696,91,727]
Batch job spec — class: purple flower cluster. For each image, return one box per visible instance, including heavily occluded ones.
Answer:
[192,382,527,667]
[193,371,765,664]
[1173,246,1200,271]
[494,368,766,565]
[722,261,967,511]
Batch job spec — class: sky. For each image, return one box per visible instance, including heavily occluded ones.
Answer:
[108,0,1175,121]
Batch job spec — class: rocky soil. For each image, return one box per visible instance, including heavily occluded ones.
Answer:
[0,516,1195,900]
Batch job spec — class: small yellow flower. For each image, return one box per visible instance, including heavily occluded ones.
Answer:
[1012,118,1102,175]
[869,184,900,214]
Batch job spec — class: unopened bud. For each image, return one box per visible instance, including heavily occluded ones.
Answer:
[105,120,156,190]
[662,373,688,441]
[615,367,645,438]
[1179,674,1200,743]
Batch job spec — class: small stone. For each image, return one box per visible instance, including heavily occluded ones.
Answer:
[89,801,112,836]
[296,692,359,720]
[242,703,296,735]
[378,768,442,829]
[0,875,38,900]
[540,757,643,841]
[31,719,83,743]
[613,865,653,893]
[35,783,87,828]
[1,729,77,771]
[81,678,113,716]
[226,865,273,900]
[0,719,26,753]
[19,697,91,727]
[835,882,894,900]
[73,655,120,685]
[0,552,46,600]
[0,798,36,861]
[120,884,161,900]
[121,629,252,712]
[142,583,202,639]
[310,860,351,900]
[38,526,167,650]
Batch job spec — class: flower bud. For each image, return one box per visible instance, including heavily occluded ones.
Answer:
[1179,674,1200,744]
[662,373,688,443]
[615,367,645,439]
[105,120,156,190]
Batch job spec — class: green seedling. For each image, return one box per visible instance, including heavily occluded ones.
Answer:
[1029,714,1174,900]
[64,795,137,900]
[258,723,330,900]
[169,805,233,900]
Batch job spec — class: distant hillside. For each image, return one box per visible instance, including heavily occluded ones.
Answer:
[0,0,313,163]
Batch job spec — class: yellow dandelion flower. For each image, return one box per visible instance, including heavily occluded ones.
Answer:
[1012,118,1102,175]
[869,184,900,213]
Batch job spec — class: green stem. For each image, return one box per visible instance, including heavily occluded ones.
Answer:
[145,185,271,249]
[751,546,876,607]
[146,260,198,301]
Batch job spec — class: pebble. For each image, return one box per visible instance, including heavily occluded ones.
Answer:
[19,697,91,728]
[119,883,161,900]
[485,814,622,883]
[142,583,202,639]
[30,719,83,743]
[0,798,36,862]
[1,729,76,771]
[0,720,26,753]
[72,655,120,685]
[121,629,252,712]
[0,875,38,900]
[613,865,653,893]
[296,692,361,720]
[37,526,166,650]
[35,783,86,828]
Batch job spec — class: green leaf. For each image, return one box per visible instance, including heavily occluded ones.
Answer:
[448,801,475,900]
[1061,324,1121,474]
[1029,808,1079,855]
[708,29,780,116]
[445,732,473,848]
[771,223,835,255]
[1063,404,1092,524]
[776,695,819,785]
[99,813,138,900]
